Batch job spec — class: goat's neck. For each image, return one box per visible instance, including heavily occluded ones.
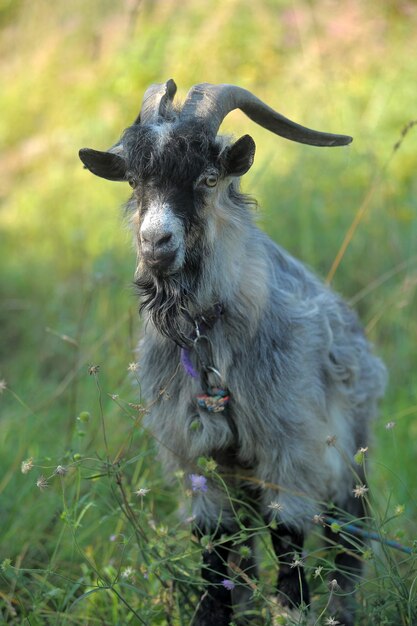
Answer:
[191,217,269,332]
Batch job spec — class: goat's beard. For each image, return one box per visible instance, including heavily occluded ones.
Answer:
[134,268,197,347]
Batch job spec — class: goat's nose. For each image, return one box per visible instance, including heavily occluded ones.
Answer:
[141,231,173,249]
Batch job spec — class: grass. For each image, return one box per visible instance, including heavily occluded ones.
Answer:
[0,0,416,624]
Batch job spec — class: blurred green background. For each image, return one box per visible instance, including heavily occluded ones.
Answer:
[0,0,416,623]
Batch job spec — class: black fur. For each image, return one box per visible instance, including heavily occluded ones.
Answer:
[269,524,310,610]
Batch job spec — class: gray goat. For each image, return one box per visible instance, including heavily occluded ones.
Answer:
[80,80,386,626]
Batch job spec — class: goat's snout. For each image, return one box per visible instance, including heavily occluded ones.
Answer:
[140,202,183,272]
[141,230,178,271]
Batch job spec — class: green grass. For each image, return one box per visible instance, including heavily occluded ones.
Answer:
[1,1,416,624]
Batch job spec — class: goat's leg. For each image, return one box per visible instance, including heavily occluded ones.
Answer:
[324,495,366,626]
[193,525,233,626]
[269,524,310,611]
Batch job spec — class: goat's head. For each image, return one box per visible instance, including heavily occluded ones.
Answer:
[79,80,352,342]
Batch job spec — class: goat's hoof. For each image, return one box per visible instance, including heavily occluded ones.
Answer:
[327,595,355,626]
[193,596,233,626]
[268,595,313,625]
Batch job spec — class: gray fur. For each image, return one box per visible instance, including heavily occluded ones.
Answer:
[138,190,387,529]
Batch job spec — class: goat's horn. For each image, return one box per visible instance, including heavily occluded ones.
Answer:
[106,79,177,155]
[138,78,177,124]
[180,83,352,147]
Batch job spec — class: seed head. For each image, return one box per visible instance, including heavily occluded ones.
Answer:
[21,458,34,474]
[88,364,100,375]
[54,465,68,477]
[36,475,49,491]
[329,578,339,591]
[326,435,337,446]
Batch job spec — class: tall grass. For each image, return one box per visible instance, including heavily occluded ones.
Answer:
[1,0,416,623]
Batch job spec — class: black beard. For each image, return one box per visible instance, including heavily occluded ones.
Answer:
[134,270,197,347]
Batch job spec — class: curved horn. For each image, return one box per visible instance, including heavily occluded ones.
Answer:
[180,83,352,147]
[106,79,177,156]
[138,78,177,124]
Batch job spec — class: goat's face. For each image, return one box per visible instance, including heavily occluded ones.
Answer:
[80,122,256,280]
[79,80,351,343]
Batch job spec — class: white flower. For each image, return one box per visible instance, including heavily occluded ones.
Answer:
[290,554,304,568]
[353,484,369,498]
[0,379,7,394]
[128,362,139,372]
[121,566,135,580]
[385,421,396,430]
[135,487,150,497]
[312,514,325,526]
[325,618,340,625]
[268,501,284,512]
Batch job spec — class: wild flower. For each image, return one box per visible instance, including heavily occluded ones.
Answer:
[128,362,139,372]
[326,435,337,446]
[21,458,33,474]
[353,484,369,498]
[189,474,208,493]
[312,513,325,525]
[1,558,12,571]
[221,579,235,591]
[239,545,252,559]
[385,421,396,430]
[354,446,369,464]
[313,566,323,578]
[0,379,7,394]
[290,554,304,568]
[324,618,340,625]
[121,566,135,581]
[135,487,150,497]
[110,394,119,400]
[329,578,339,591]
[36,475,48,491]
[54,465,67,476]
[88,364,100,375]
[268,501,284,512]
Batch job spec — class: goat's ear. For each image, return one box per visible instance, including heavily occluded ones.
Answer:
[79,148,127,181]
[223,134,256,177]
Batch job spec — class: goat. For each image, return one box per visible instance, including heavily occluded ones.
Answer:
[79,80,387,626]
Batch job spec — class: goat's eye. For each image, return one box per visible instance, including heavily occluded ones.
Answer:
[204,174,219,188]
